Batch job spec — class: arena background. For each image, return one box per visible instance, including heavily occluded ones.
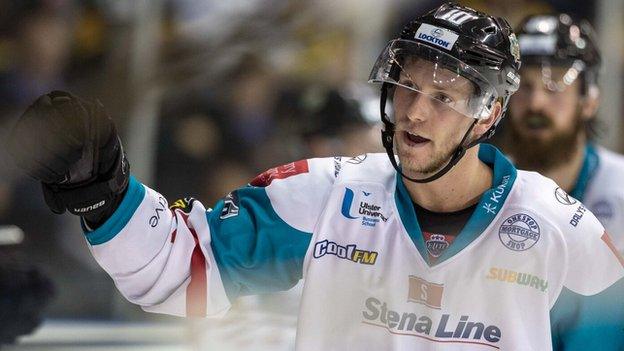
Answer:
[0,0,622,350]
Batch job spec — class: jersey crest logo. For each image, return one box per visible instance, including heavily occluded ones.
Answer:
[554,187,577,205]
[498,213,540,251]
[425,234,450,258]
[250,160,309,187]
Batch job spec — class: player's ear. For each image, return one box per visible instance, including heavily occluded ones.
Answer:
[580,85,600,121]
[473,101,502,137]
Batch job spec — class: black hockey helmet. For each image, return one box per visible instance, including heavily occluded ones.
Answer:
[368,2,521,183]
[516,14,601,96]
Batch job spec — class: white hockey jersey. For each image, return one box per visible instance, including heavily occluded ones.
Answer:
[83,144,624,350]
[575,144,624,253]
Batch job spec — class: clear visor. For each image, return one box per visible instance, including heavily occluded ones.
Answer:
[368,39,499,120]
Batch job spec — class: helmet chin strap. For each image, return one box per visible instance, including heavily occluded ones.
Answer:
[380,83,481,184]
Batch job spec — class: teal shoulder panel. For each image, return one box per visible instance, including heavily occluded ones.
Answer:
[207,186,312,300]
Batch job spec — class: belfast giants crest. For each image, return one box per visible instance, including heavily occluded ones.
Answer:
[426,234,449,258]
[341,187,388,227]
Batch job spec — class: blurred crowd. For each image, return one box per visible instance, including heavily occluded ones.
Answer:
[0,0,621,347]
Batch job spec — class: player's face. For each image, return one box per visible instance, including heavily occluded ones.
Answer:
[391,59,476,178]
[507,66,584,170]
[509,66,582,142]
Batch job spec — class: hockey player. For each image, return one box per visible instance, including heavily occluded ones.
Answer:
[7,3,624,350]
[498,14,624,350]
[502,14,624,252]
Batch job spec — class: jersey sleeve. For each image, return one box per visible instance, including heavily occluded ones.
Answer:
[587,193,624,255]
[560,209,624,295]
[550,203,624,349]
[83,158,338,318]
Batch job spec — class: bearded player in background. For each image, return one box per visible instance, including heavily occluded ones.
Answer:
[498,13,624,350]
[501,14,624,252]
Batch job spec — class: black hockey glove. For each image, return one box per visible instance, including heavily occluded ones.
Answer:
[7,91,129,225]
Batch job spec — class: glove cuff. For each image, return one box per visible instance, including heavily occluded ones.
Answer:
[42,144,130,217]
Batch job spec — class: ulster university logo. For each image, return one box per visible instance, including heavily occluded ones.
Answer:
[341,187,388,227]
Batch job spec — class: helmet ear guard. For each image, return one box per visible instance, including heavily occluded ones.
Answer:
[478,100,494,120]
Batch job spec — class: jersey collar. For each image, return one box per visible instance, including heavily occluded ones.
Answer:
[570,143,600,201]
[394,143,517,266]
